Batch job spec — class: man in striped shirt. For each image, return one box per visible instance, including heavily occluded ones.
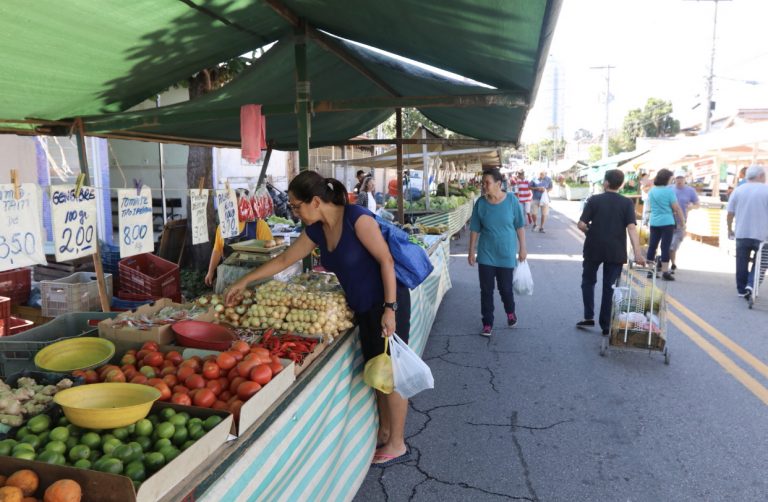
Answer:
[515,171,533,226]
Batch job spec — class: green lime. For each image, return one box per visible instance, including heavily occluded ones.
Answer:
[158,445,180,463]
[113,444,134,463]
[155,422,175,440]
[13,449,36,461]
[36,450,60,464]
[154,438,172,450]
[168,414,187,428]
[102,437,122,455]
[73,459,92,469]
[159,408,176,421]
[203,415,223,431]
[100,433,117,446]
[147,415,159,426]
[128,441,144,455]
[57,416,70,427]
[27,414,51,433]
[177,411,190,422]
[37,431,50,444]
[66,436,78,450]
[44,440,67,455]
[49,426,70,442]
[126,423,136,435]
[171,427,188,447]
[112,427,129,441]
[135,435,152,452]
[134,419,153,437]
[20,434,41,450]
[188,423,204,441]
[0,439,15,456]
[124,460,146,482]
[89,450,101,463]
[81,432,102,449]
[181,439,196,451]
[69,444,91,462]
[92,455,110,471]
[99,457,124,475]
[144,451,165,471]
[67,424,84,438]
[188,417,203,428]
[15,426,30,438]
[13,442,35,454]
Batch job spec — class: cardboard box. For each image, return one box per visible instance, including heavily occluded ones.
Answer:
[237,358,295,435]
[292,335,329,376]
[98,299,213,345]
[610,329,666,350]
[0,402,232,502]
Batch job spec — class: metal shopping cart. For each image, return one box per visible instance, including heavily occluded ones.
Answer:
[600,258,670,364]
[747,241,768,309]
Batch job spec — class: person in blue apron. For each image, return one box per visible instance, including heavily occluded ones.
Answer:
[205,189,258,287]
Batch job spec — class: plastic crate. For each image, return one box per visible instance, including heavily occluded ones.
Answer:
[111,294,154,312]
[119,253,181,302]
[0,268,32,305]
[40,272,113,318]
[8,316,33,336]
[101,242,121,289]
[0,311,118,378]
[0,296,9,336]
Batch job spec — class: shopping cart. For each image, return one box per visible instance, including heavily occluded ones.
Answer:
[747,241,768,310]
[600,258,670,364]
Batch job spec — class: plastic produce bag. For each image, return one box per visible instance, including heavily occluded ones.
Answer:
[363,337,393,394]
[389,333,434,398]
[513,260,534,296]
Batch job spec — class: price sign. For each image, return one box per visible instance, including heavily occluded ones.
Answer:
[50,184,98,261]
[0,183,46,272]
[189,189,209,245]
[216,188,239,239]
[118,187,154,258]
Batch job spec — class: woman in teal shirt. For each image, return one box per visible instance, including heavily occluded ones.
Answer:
[469,169,527,336]
[646,168,685,281]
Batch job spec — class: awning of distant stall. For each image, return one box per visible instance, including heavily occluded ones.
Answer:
[581,149,649,183]
[0,0,562,148]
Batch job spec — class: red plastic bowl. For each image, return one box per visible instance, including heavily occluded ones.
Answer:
[172,321,236,351]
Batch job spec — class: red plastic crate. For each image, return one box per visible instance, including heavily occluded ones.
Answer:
[0,268,32,305]
[118,253,181,302]
[0,296,9,337]
[8,316,34,335]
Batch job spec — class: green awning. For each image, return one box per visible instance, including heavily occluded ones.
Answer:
[0,1,561,146]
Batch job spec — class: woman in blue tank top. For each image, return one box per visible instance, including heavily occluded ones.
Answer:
[226,171,412,467]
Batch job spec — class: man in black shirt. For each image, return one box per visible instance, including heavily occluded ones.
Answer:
[577,169,646,335]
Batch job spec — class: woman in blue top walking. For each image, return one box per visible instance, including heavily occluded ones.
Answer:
[469,169,528,337]
[225,171,412,467]
[646,168,685,281]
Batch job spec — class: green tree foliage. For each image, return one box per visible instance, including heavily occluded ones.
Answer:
[374,108,456,138]
[524,138,566,163]
[620,97,680,151]
[588,144,603,163]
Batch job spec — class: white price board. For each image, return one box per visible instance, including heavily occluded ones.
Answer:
[0,183,47,272]
[189,189,209,245]
[216,188,239,239]
[50,184,98,261]
[118,187,154,258]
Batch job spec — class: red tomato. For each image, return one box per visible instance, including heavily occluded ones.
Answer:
[227,367,239,380]
[121,365,137,380]
[229,376,246,395]
[219,390,232,402]
[231,340,250,354]
[84,370,99,384]
[270,355,281,365]
[250,347,271,360]
[163,374,178,387]
[141,341,160,352]
[227,350,244,362]
[147,378,164,387]
[212,400,228,411]
[173,385,189,394]
[153,382,172,401]
[125,349,137,356]
[105,369,126,383]
[249,364,273,386]
[161,366,177,376]
[204,354,217,363]
[130,374,148,385]
[237,381,262,401]
[120,354,137,366]
[193,388,216,408]
[176,366,196,382]
[161,360,176,369]
[135,350,149,362]
[269,361,283,375]
[180,358,201,371]
[143,351,164,368]
[228,400,244,420]
[98,365,120,379]
[217,377,229,389]
[165,350,183,365]
[206,379,223,396]
[236,359,260,379]
[71,370,86,380]
[202,361,221,380]
[185,374,205,390]
[216,352,237,370]
[171,392,192,406]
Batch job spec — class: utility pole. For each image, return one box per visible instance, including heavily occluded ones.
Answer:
[590,65,615,159]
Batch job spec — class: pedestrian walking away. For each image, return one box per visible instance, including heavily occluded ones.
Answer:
[515,170,533,226]
[726,164,768,298]
[646,168,685,281]
[530,170,553,232]
[669,170,700,274]
[224,170,413,467]
[577,169,646,335]
[468,168,527,337]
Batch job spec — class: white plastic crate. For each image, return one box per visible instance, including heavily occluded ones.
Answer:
[41,272,113,317]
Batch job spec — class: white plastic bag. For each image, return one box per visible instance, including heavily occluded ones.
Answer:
[389,333,434,398]
[513,260,534,296]
[540,189,551,205]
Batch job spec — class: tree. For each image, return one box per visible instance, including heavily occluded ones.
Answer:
[376,108,456,139]
[524,137,566,164]
[588,145,603,163]
[573,128,593,142]
[620,97,680,152]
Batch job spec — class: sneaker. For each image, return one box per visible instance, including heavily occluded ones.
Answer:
[602,328,610,336]
[576,319,595,328]
[480,325,492,337]
[737,290,749,298]
[662,272,675,281]
[532,224,537,231]
[507,313,518,327]
[646,271,654,279]
[745,286,753,298]
[671,264,677,271]
[539,228,545,233]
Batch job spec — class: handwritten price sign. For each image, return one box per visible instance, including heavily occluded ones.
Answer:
[118,187,154,258]
[190,189,209,245]
[50,184,98,261]
[216,189,239,239]
[0,183,46,272]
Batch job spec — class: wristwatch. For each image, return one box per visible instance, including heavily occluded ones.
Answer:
[383,301,398,312]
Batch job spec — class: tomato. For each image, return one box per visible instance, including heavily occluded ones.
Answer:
[250,347,271,360]
[71,369,86,379]
[173,385,189,394]
[161,366,177,376]
[143,351,164,368]
[206,379,223,396]
[147,378,164,387]
[185,374,205,390]
[216,352,237,370]
[217,377,229,389]
[193,388,216,408]
[202,361,221,380]
[219,390,232,402]
[136,350,149,362]
[176,366,196,382]
[141,341,160,352]
[227,350,244,362]
[130,374,148,385]
[162,359,176,369]
[270,355,281,365]
[98,365,120,379]
[171,393,192,406]
[165,350,183,365]
[204,354,218,363]
[231,340,250,354]
[105,369,126,383]
[153,382,172,401]
[84,370,99,384]
[212,400,228,411]
[237,381,262,401]
[249,364,273,386]
[180,358,201,371]
[122,365,137,380]
[228,400,244,420]
[269,361,283,375]
[236,359,260,379]
[120,353,137,366]
[227,367,239,380]
[229,377,246,395]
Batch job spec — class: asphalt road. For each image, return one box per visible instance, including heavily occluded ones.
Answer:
[354,199,768,502]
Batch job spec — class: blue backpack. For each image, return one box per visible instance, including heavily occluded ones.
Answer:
[375,216,434,289]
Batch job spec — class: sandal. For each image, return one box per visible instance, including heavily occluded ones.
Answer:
[371,448,411,467]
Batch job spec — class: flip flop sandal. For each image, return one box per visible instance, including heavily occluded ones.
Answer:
[371,448,411,467]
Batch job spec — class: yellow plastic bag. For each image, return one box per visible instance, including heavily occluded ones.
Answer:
[363,337,393,394]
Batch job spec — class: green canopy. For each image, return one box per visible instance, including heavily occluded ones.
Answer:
[0,0,561,146]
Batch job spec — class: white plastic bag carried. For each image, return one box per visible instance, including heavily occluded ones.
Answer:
[389,333,434,398]
[513,260,534,296]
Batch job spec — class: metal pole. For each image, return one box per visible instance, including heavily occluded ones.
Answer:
[396,108,404,224]
[422,127,430,210]
[257,145,273,187]
[704,0,720,134]
[294,24,310,169]
[155,95,168,225]
[590,65,615,159]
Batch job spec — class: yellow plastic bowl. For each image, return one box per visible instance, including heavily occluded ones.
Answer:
[53,383,161,429]
[34,337,115,372]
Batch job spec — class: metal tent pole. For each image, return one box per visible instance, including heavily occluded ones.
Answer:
[396,108,404,224]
